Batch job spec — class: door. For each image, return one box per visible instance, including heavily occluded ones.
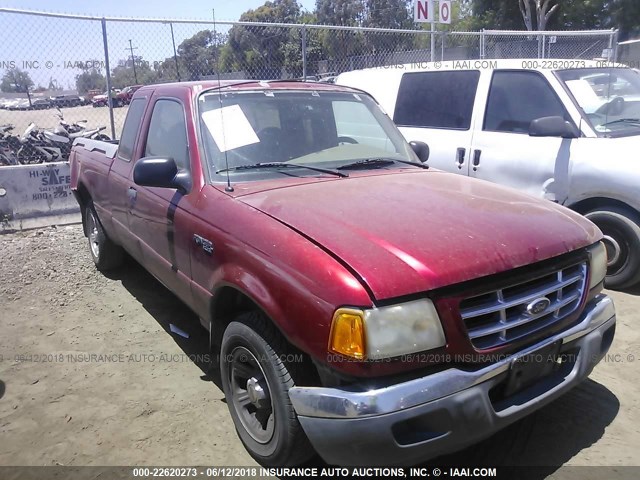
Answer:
[108,97,147,256]
[469,70,576,203]
[127,97,194,305]
[393,70,481,175]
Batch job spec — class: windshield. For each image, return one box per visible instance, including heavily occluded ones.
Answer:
[557,67,640,136]
[198,89,417,180]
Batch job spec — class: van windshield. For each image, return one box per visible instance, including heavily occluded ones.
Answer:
[557,67,640,136]
[198,89,416,180]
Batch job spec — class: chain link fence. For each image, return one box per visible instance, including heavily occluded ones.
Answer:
[481,29,618,60]
[0,8,619,163]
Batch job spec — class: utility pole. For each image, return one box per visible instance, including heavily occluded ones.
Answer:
[169,23,181,82]
[127,39,139,84]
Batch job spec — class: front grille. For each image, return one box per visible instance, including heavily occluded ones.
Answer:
[459,262,587,350]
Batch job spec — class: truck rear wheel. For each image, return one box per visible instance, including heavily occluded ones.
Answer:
[585,207,640,290]
[85,203,124,271]
[220,311,314,466]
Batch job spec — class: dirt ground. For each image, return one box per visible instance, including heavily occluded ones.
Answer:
[0,224,638,477]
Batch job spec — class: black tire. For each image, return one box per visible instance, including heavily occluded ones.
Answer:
[85,203,124,271]
[220,311,314,466]
[585,206,640,290]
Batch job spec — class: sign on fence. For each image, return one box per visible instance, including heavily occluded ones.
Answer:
[414,0,451,24]
[0,162,80,232]
[439,1,452,25]
[414,0,434,23]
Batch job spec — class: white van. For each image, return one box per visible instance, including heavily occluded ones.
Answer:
[337,60,640,289]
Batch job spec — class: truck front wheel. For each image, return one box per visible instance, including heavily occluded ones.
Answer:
[85,203,124,271]
[586,207,640,289]
[220,311,314,466]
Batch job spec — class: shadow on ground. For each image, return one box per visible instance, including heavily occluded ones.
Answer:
[104,258,222,389]
[106,260,619,477]
[429,378,618,478]
[622,283,640,296]
[0,379,5,400]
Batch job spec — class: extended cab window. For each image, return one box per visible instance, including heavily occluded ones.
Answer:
[117,98,146,161]
[144,99,189,170]
[394,71,480,129]
[484,71,568,133]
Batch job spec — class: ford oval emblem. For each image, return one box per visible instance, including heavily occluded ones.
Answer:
[526,297,551,316]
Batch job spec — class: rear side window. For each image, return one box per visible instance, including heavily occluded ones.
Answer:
[144,99,189,170]
[117,98,146,161]
[394,71,480,129]
[484,71,568,133]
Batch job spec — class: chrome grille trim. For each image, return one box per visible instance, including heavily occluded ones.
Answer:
[460,262,588,349]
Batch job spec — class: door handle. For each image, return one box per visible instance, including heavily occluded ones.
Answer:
[472,150,481,171]
[127,187,137,202]
[456,148,466,169]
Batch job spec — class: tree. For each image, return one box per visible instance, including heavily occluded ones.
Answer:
[75,69,106,94]
[613,0,640,40]
[222,0,304,78]
[465,0,524,30]
[280,13,326,76]
[177,30,227,80]
[110,57,159,88]
[0,68,34,93]
[558,0,640,40]
[48,77,63,91]
[316,0,365,26]
[363,0,413,29]
[362,0,415,53]
[519,0,559,31]
[153,55,186,83]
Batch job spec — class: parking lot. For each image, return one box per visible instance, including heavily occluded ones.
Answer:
[0,225,638,476]
[0,104,128,140]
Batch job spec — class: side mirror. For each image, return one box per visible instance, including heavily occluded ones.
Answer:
[529,116,579,139]
[409,141,430,163]
[133,157,191,193]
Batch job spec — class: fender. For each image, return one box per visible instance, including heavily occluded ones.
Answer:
[192,259,342,362]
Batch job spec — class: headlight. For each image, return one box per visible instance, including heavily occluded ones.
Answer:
[329,299,446,360]
[589,241,607,290]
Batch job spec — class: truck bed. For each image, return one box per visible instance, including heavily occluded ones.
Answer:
[72,137,119,159]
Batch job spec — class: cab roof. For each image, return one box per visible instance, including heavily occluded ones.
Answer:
[136,80,362,96]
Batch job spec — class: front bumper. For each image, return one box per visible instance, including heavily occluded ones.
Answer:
[289,294,616,466]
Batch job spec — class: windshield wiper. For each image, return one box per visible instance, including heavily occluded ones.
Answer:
[217,162,348,178]
[337,157,429,170]
[599,118,640,128]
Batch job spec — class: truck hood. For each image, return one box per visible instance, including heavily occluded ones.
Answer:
[238,171,601,300]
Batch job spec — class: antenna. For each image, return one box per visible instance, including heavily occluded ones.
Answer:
[213,8,234,192]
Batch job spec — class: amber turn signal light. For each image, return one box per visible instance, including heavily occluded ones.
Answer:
[328,308,366,359]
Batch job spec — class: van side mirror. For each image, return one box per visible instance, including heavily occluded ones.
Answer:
[529,116,579,139]
[409,141,430,163]
[133,157,191,193]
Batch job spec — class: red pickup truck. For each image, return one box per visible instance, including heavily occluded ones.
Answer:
[70,80,616,466]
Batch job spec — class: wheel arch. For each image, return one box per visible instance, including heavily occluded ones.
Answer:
[568,196,640,217]
[74,181,92,236]
[209,283,285,347]
[569,196,640,289]
[207,282,321,384]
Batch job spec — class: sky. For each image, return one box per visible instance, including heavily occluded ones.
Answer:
[0,0,317,22]
[0,1,317,91]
